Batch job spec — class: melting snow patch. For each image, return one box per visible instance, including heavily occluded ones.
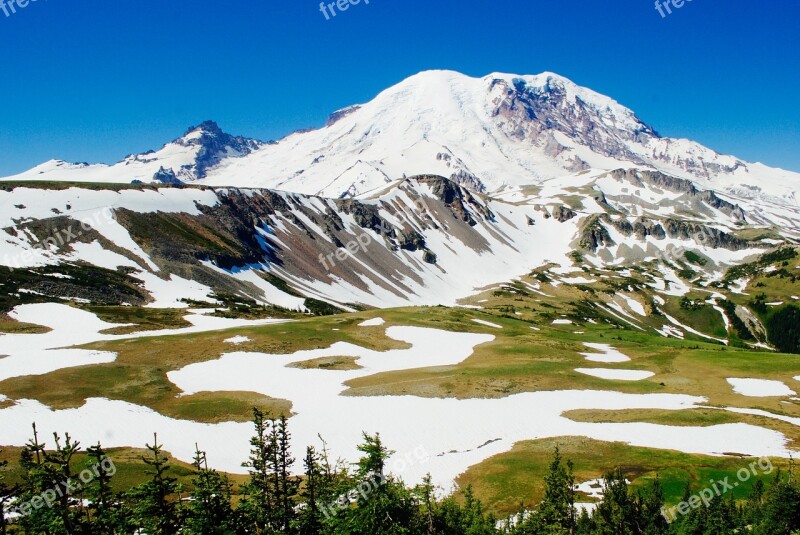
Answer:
[552,319,572,325]
[727,378,796,398]
[580,343,631,363]
[575,478,607,500]
[471,318,503,329]
[224,336,251,345]
[575,368,655,381]
[358,317,386,327]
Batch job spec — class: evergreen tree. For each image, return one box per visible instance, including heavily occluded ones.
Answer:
[184,445,236,535]
[0,453,15,535]
[275,415,299,533]
[45,432,85,533]
[460,485,498,535]
[127,433,182,535]
[83,442,128,534]
[634,476,668,535]
[340,432,417,535]
[296,446,324,535]
[592,469,636,534]
[517,446,575,534]
[756,469,800,534]
[15,424,68,534]
[239,408,278,533]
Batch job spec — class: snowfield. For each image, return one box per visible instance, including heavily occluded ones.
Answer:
[727,378,797,398]
[579,343,632,363]
[0,303,290,382]
[0,316,797,490]
[574,368,655,381]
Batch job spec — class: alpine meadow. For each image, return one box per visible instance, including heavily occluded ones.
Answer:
[1,1,799,533]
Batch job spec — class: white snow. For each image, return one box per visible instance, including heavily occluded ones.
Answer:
[0,303,290,382]
[358,317,386,327]
[575,368,655,381]
[727,378,796,398]
[580,343,631,363]
[224,336,251,345]
[0,322,796,491]
[471,318,503,329]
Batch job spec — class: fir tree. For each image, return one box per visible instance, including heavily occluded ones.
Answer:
[239,408,278,533]
[275,415,299,533]
[45,431,84,533]
[127,433,182,535]
[84,442,128,534]
[296,446,324,535]
[184,445,236,535]
[15,424,65,534]
[518,446,575,534]
[0,453,15,535]
[592,469,636,534]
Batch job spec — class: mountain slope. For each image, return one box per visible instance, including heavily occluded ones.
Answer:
[4,71,798,210]
[4,121,265,185]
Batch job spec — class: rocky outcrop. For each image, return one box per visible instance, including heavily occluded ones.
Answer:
[552,205,577,222]
[153,167,184,185]
[588,213,755,252]
[414,175,494,226]
[187,121,266,179]
[579,216,614,251]
[609,169,746,221]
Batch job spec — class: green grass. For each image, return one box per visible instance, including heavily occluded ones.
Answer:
[457,437,788,515]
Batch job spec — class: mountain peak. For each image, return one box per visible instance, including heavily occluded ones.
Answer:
[185,120,224,138]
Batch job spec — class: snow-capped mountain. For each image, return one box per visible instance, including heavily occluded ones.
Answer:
[0,173,774,312]
[5,120,265,185]
[5,70,797,209]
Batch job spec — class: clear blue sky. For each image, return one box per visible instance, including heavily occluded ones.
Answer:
[0,0,798,175]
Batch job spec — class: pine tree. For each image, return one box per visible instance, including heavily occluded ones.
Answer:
[461,484,497,535]
[414,474,437,535]
[15,424,65,534]
[184,445,236,535]
[84,442,128,534]
[341,432,418,535]
[45,431,85,533]
[0,453,15,535]
[592,469,636,534]
[240,408,279,533]
[296,446,324,535]
[634,476,668,535]
[127,433,182,535]
[756,469,800,533]
[519,446,575,534]
[275,415,299,532]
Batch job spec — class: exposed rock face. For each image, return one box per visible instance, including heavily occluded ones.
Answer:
[335,199,394,237]
[185,121,266,179]
[609,169,746,222]
[580,216,614,251]
[552,205,577,222]
[488,77,655,165]
[584,213,755,253]
[417,175,494,226]
[153,167,184,185]
[449,169,486,193]
[397,229,426,251]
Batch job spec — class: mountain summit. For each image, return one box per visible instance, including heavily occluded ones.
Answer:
[3,70,798,207]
